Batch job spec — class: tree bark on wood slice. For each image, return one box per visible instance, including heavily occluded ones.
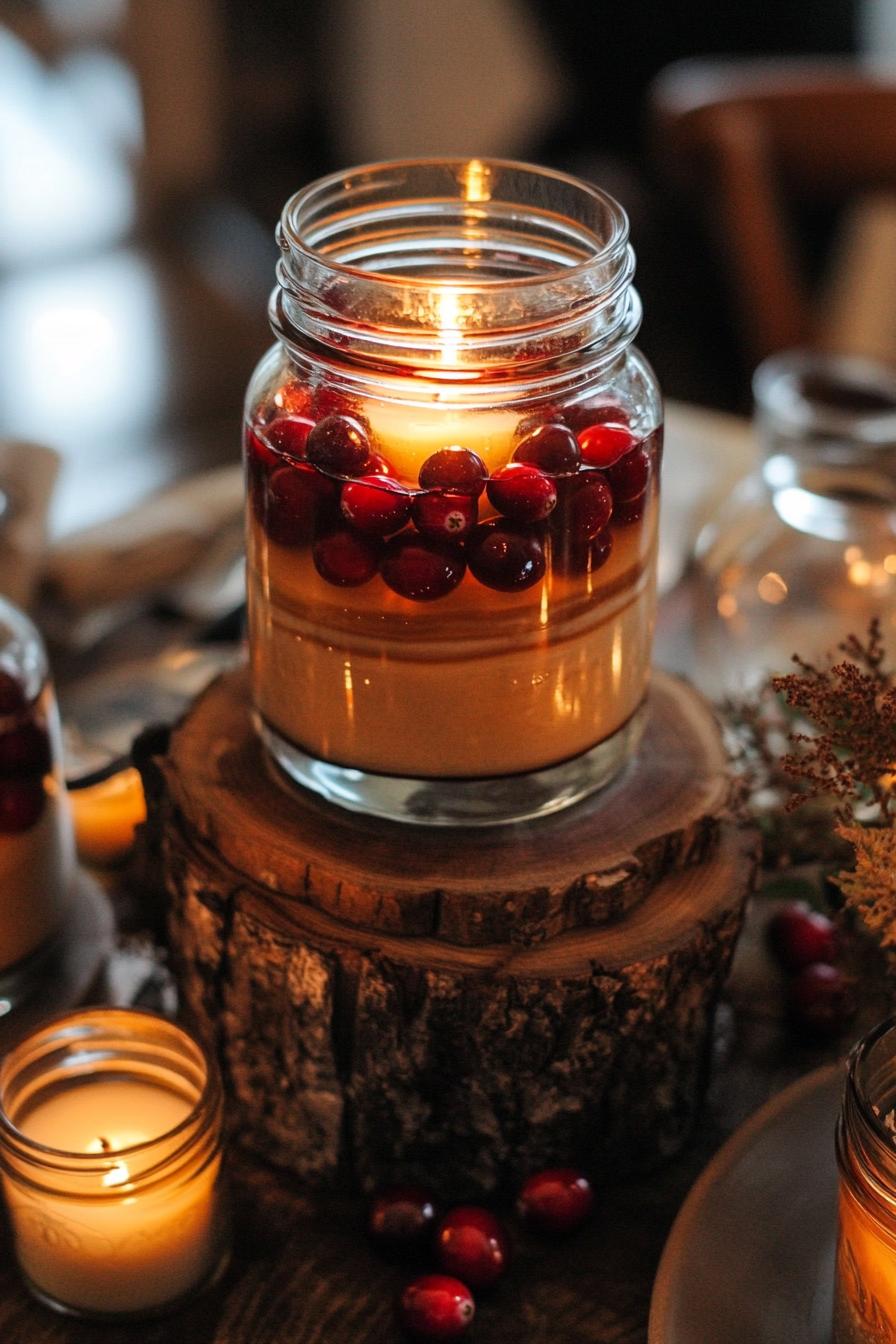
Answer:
[151,667,733,947]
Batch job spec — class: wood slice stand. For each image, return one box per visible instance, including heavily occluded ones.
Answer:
[141,668,757,1197]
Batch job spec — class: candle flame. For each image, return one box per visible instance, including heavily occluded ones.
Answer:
[437,287,463,367]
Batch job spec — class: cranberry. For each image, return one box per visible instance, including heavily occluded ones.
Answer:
[244,426,280,474]
[311,386,368,429]
[0,723,51,777]
[367,451,395,475]
[412,492,478,542]
[313,528,381,586]
[398,1275,475,1341]
[274,380,314,418]
[577,423,636,470]
[606,445,650,502]
[613,495,647,525]
[419,447,487,497]
[0,778,45,832]
[467,522,545,592]
[262,463,338,547]
[435,1207,509,1289]
[381,536,466,601]
[555,474,613,542]
[341,475,412,536]
[518,1168,594,1234]
[562,400,628,434]
[487,463,557,523]
[554,528,614,578]
[767,902,839,972]
[368,1186,437,1249]
[265,415,315,461]
[789,963,855,1039]
[0,672,27,718]
[513,422,581,475]
[305,414,371,476]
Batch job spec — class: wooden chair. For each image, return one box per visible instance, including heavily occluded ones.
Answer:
[649,59,896,371]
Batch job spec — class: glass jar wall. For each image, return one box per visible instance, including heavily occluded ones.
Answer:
[244,160,662,825]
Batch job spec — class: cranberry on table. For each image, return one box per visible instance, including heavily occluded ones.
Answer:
[381,536,466,601]
[0,777,45,832]
[487,463,557,524]
[789,963,855,1039]
[518,1168,594,1234]
[341,475,412,537]
[368,1186,436,1249]
[0,723,51,776]
[513,422,581,475]
[605,445,650,502]
[419,447,488,496]
[555,474,613,541]
[305,414,371,476]
[577,422,635,470]
[467,522,546,592]
[262,464,338,547]
[313,528,381,587]
[767,902,839,972]
[412,492,478,542]
[435,1206,509,1289]
[398,1275,475,1341]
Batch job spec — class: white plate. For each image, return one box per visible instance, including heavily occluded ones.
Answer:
[649,1066,842,1344]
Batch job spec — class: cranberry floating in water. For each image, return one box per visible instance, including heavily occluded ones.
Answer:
[398,1275,475,1341]
[435,1207,510,1289]
[487,463,557,524]
[554,527,614,578]
[513,422,581,475]
[613,494,647,525]
[0,777,45,833]
[606,444,650,502]
[518,1168,594,1234]
[419,447,488,496]
[556,474,613,542]
[263,464,338,547]
[368,1186,437,1249]
[577,422,635,470]
[767,902,839,972]
[244,426,280,474]
[306,414,371,476]
[381,536,466,601]
[265,415,315,461]
[341,475,412,536]
[563,400,629,434]
[313,528,381,587]
[412,492,478,542]
[467,522,545,592]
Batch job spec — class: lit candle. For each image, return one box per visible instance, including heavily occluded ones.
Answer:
[69,767,146,866]
[0,1009,227,1319]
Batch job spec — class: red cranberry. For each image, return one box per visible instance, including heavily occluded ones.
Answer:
[606,445,650,502]
[367,451,395,475]
[381,536,466,601]
[398,1275,474,1341]
[0,672,28,718]
[613,494,647,525]
[555,474,613,541]
[562,400,628,434]
[0,723,51,776]
[554,528,614,578]
[577,423,635,470]
[262,464,338,547]
[436,1207,509,1289]
[341,475,412,536]
[311,386,369,428]
[513,422,581,475]
[0,778,45,832]
[274,380,314,418]
[419,447,487,496]
[789,963,855,1039]
[368,1186,437,1249]
[467,522,545,592]
[265,415,315,461]
[487,463,557,523]
[412,493,478,542]
[518,1168,594,1234]
[767,902,839,972]
[306,414,371,476]
[313,528,381,586]
[244,426,280,474]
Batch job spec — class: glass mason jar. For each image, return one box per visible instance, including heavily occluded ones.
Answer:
[0,1008,229,1320]
[692,351,896,701]
[244,159,663,825]
[0,598,75,1005]
[834,1016,896,1342]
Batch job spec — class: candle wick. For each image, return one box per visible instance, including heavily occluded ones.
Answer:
[98,1137,111,1152]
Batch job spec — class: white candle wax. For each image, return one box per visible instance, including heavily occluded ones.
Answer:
[365,398,520,482]
[2,1075,223,1316]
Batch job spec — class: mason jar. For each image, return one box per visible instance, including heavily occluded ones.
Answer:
[0,1008,229,1320]
[244,159,662,825]
[0,597,74,1006]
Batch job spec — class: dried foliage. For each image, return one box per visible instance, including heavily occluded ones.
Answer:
[837,825,896,956]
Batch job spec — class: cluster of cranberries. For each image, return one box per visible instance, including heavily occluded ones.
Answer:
[246,394,655,602]
[765,899,854,1039]
[0,670,50,834]
[367,1168,593,1339]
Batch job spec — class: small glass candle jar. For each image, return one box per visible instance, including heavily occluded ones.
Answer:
[244,158,662,825]
[834,1016,896,1342]
[0,598,75,1004]
[0,1008,229,1320]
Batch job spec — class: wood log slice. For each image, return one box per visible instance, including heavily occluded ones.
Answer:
[151,668,733,947]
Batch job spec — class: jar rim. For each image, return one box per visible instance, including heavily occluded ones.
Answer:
[280,156,631,292]
[754,350,896,444]
[845,1014,896,1157]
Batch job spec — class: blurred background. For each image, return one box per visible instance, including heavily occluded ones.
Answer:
[0,0,894,540]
